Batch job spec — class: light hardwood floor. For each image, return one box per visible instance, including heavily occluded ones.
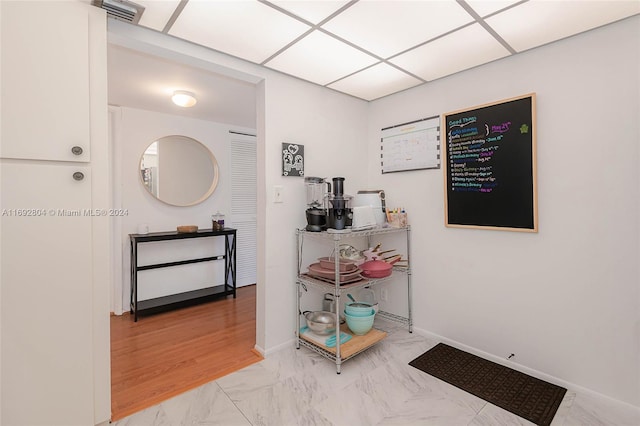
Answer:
[110,285,262,421]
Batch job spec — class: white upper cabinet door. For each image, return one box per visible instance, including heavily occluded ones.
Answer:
[0,1,91,162]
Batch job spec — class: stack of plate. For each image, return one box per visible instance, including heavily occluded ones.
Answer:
[306,257,362,284]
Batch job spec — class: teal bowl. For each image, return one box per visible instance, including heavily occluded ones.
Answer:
[345,302,374,317]
[344,310,375,335]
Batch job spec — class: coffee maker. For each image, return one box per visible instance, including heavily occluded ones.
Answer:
[327,177,353,230]
[304,177,330,232]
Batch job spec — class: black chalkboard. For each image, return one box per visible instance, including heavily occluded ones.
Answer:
[443,94,537,232]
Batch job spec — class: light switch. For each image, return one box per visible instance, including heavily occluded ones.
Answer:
[274,185,284,203]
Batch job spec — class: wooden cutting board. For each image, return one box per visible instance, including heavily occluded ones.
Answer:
[300,324,386,359]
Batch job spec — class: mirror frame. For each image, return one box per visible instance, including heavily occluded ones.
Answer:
[139,135,220,207]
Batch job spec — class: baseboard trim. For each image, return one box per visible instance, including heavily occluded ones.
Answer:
[260,339,294,357]
[252,345,266,357]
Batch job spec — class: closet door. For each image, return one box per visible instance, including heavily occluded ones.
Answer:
[0,1,91,162]
[230,132,257,286]
[1,162,94,425]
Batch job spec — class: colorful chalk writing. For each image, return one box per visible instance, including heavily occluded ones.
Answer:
[447,114,503,194]
[443,94,537,231]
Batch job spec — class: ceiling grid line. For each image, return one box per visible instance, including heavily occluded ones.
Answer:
[323,57,427,89]
[161,0,188,34]
[260,27,315,66]
[316,26,386,63]
[383,20,476,64]
[104,0,640,104]
[456,0,517,54]
[259,0,360,65]
[480,0,530,20]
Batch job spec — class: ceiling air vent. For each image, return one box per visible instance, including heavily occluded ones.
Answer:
[93,0,145,24]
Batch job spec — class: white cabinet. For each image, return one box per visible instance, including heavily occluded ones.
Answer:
[1,163,94,424]
[0,1,91,162]
[295,226,412,373]
[0,2,109,425]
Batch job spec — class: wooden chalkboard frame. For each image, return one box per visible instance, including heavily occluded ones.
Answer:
[443,94,537,232]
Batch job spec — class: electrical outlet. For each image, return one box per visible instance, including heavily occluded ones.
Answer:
[274,185,283,203]
[380,288,388,301]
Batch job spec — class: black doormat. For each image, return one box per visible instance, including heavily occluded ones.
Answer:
[409,343,567,426]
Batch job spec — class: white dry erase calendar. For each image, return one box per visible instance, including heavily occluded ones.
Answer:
[380,116,440,173]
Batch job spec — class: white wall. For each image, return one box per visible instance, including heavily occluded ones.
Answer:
[260,75,370,350]
[367,16,640,407]
[112,106,255,313]
[108,15,640,409]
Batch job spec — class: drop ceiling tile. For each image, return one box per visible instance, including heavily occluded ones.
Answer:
[390,23,510,81]
[486,0,640,53]
[136,0,181,32]
[267,0,351,24]
[265,31,379,86]
[321,0,473,58]
[328,63,422,101]
[168,0,311,64]
[464,0,521,17]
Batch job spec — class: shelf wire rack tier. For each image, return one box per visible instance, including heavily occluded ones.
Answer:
[297,269,409,293]
[376,310,411,326]
[295,225,412,373]
[296,225,410,239]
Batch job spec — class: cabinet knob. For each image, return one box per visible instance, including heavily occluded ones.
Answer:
[73,172,84,181]
[71,146,84,156]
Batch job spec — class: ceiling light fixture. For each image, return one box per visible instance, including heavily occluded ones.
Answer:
[171,90,197,107]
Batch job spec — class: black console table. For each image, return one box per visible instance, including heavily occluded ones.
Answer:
[129,228,237,321]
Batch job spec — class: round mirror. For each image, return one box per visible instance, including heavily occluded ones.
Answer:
[139,135,219,206]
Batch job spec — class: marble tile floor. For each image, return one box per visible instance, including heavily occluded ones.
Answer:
[114,319,640,426]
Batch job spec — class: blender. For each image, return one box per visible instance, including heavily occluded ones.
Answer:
[327,177,353,230]
[304,177,330,232]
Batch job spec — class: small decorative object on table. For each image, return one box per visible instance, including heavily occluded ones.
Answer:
[177,225,198,233]
[212,211,225,230]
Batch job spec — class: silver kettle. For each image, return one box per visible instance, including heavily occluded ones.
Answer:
[322,293,335,313]
[323,293,345,324]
